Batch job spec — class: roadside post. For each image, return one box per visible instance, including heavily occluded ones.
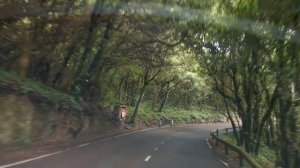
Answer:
[118,105,128,129]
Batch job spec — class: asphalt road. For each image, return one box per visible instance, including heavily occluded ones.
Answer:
[2,123,228,168]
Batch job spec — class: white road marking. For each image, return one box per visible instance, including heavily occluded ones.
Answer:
[78,143,90,147]
[206,141,212,149]
[219,159,229,167]
[113,128,156,138]
[114,132,131,138]
[0,127,159,168]
[144,155,152,162]
[99,137,112,142]
[204,138,227,166]
[0,126,171,168]
[0,151,62,168]
[154,147,159,151]
[161,141,165,144]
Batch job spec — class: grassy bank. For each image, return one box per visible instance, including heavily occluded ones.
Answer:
[0,70,114,146]
[0,70,80,109]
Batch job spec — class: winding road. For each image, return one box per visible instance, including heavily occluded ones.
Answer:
[1,123,229,168]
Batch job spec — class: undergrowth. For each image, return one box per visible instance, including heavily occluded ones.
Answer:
[219,133,276,167]
[126,103,225,125]
[0,70,80,109]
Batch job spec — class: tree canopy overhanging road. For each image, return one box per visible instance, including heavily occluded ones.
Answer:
[0,0,299,168]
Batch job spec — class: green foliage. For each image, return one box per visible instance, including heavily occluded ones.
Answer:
[0,0,299,165]
[126,102,224,125]
[0,71,80,109]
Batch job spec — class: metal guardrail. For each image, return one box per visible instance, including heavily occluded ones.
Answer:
[210,128,263,168]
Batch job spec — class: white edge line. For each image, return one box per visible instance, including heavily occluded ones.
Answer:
[206,141,212,149]
[100,137,112,141]
[144,155,151,162]
[113,127,156,138]
[170,125,235,165]
[154,147,159,151]
[205,137,227,167]
[0,127,159,168]
[161,141,165,144]
[0,151,62,168]
[219,159,229,167]
[78,143,90,147]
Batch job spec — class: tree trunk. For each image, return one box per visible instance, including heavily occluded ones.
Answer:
[278,97,295,168]
[52,31,84,86]
[117,77,125,102]
[87,17,115,77]
[130,84,147,124]
[15,29,31,77]
[254,87,278,154]
[75,0,101,77]
[269,118,275,146]
[158,88,170,112]
[223,97,240,145]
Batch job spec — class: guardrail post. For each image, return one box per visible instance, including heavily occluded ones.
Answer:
[239,153,244,167]
[209,127,263,168]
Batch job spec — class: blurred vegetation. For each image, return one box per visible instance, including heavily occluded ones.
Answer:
[220,133,276,167]
[0,71,112,146]
[0,70,80,109]
[126,103,225,126]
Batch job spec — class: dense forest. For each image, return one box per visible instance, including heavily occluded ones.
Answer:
[0,0,299,167]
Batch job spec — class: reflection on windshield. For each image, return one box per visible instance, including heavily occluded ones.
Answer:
[0,0,299,168]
